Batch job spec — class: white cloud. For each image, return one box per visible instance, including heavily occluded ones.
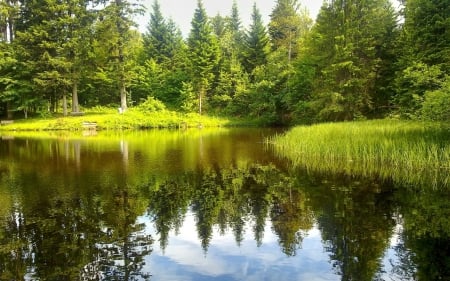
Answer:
[142,212,338,281]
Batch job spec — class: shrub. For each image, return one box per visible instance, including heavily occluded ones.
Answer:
[422,77,450,122]
[137,97,167,113]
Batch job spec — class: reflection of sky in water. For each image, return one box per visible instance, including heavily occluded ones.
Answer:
[136,213,405,281]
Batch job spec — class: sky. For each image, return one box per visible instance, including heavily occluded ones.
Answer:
[136,0,324,36]
[139,212,403,281]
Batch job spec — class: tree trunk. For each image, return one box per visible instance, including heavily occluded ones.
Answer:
[8,12,14,42]
[115,0,127,112]
[72,82,79,113]
[6,102,13,119]
[199,88,203,116]
[1,24,6,42]
[120,84,127,111]
[62,91,68,116]
[50,92,56,113]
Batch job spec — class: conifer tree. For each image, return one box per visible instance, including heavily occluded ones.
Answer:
[269,0,312,61]
[242,3,270,75]
[143,0,165,63]
[393,0,449,118]
[303,0,397,121]
[228,0,241,35]
[0,0,19,118]
[64,0,96,114]
[403,0,450,70]
[227,0,243,53]
[94,0,142,111]
[187,0,220,115]
[14,0,72,114]
[143,0,182,64]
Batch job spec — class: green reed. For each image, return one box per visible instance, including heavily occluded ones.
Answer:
[271,120,450,188]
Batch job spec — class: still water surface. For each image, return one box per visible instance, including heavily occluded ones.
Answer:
[0,128,449,281]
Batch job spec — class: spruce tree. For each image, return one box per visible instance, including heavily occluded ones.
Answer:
[95,0,142,111]
[143,0,183,64]
[64,0,96,114]
[187,0,219,115]
[392,0,449,118]
[228,0,243,51]
[269,0,312,61]
[14,0,73,114]
[403,0,450,70]
[304,0,397,121]
[0,0,19,118]
[242,3,270,75]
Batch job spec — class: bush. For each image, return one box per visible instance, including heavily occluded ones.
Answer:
[422,77,450,122]
[137,97,166,113]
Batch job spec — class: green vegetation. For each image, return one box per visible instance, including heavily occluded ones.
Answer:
[1,0,448,125]
[272,120,450,188]
[0,107,230,131]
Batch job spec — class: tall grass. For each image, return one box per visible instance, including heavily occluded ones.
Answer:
[271,120,450,188]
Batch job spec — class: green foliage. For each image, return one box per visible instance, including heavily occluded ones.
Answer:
[245,50,292,125]
[187,0,220,114]
[143,0,184,64]
[285,55,316,123]
[0,0,448,124]
[0,107,229,131]
[136,96,166,113]
[393,62,445,119]
[393,0,450,117]
[300,0,398,122]
[402,0,450,69]
[179,81,197,113]
[421,77,450,122]
[242,3,270,75]
[268,0,312,60]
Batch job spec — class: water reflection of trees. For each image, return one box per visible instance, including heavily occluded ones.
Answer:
[0,179,152,280]
[1,133,450,281]
[148,164,315,255]
[391,188,450,281]
[297,172,397,281]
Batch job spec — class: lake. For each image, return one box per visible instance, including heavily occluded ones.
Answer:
[0,128,449,281]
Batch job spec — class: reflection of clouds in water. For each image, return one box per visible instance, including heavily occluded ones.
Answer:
[140,214,338,281]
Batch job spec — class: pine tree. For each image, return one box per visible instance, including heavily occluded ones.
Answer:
[403,0,450,70]
[209,2,248,114]
[304,0,397,121]
[187,0,220,115]
[227,0,243,50]
[14,0,73,114]
[392,0,449,118]
[269,0,312,61]
[0,0,19,118]
[242,3,270,75]
[64,0,96,114]
[143,0,165,58]
[143,0,182,64]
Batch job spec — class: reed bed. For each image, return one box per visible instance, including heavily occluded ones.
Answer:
[271,120,450,188]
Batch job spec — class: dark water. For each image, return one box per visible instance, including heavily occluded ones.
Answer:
[0,128,449,281]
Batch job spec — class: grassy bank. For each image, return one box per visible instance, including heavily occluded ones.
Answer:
[271,120,450,188]
[0,108,231,131]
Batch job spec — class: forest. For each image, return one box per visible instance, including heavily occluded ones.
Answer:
[0,0,449,125]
